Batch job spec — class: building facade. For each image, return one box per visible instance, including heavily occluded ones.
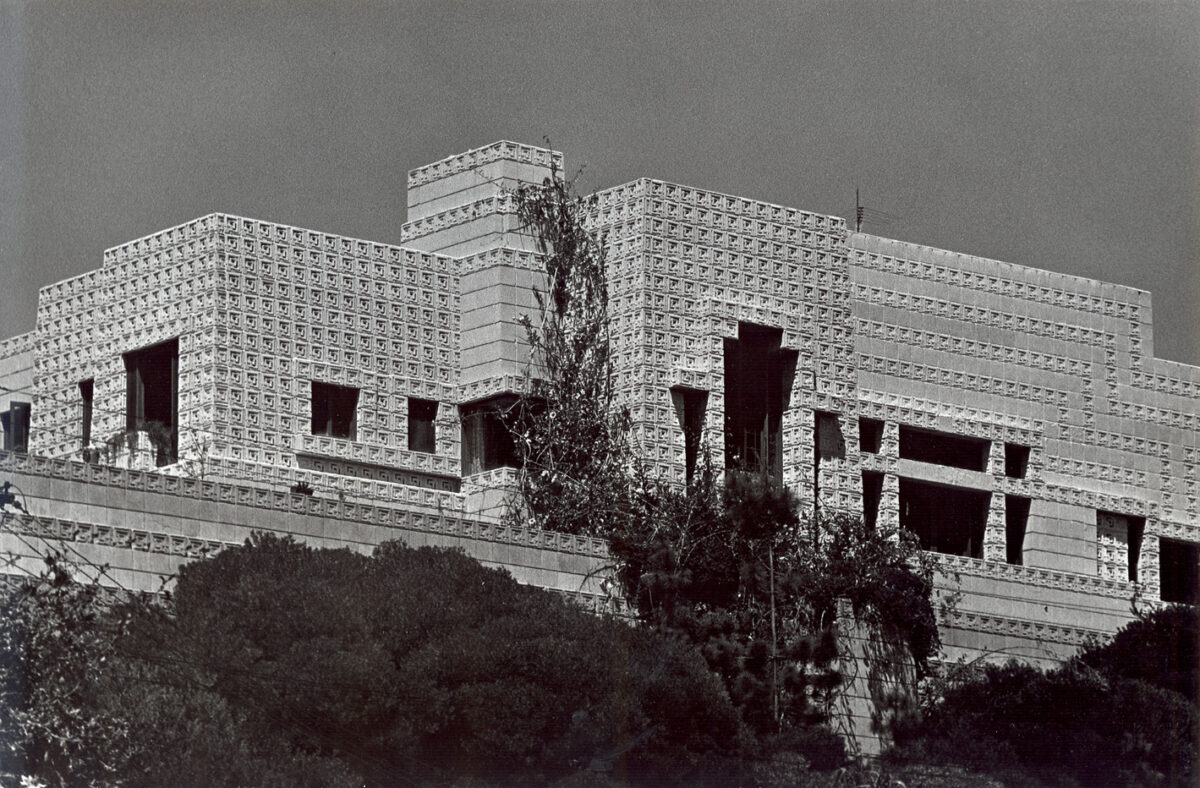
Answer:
[2,141,1198,677]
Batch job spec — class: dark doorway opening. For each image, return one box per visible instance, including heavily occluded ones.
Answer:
[723,323,796,482]
[862,471,884,530]
[123,339,178,465]
[80,379,94,450]
[408,398,438,453]
[1,402,30,453]
[859,418,884,453]
[1004,444,1030,478]
[311,382,359,441]
[1158,538,1198,604]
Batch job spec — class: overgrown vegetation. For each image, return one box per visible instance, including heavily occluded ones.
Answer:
[2,538,749,787]
[506,163,941,768]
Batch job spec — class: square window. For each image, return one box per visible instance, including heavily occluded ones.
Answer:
[408,397,438,453]
[859,418,884,453]
[900,478,989,559]
[460,396,518,475]
[1005,444,1030,478]
[311,382,358,440]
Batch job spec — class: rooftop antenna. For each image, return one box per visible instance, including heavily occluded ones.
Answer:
[855,185,863,232]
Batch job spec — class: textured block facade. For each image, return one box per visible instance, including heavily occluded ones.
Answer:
[2,140,1198,672]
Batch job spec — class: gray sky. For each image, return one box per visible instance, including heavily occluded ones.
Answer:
[2,0,1198,364]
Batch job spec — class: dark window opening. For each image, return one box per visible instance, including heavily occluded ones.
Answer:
[813,411,846,512]
[862,471,884,530]
[723,323,796,482]
[1,401,30,453]
[815,412,845,462]
[899,478,990,558]
[671,387,708,484]
[123,338,178,465]
[899,426,989,472]
[408,398,438,453]
[79,379,94,450]
[311,381,358,440]
[461,396,519,475]
[1159,538,1199,604]
[1005,495,1030,565]
[859,418,884,453]
[1005,444,1030,478]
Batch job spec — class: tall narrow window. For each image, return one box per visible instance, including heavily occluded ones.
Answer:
[79,379,94,450]
[671,387,708,484]
[408,397,438,453]
[460,396,518,475]
[1005,495,1030,565]
[1,401,30,453]
[123,338,178,465]
[723,323,796,482]
[1097,511,1144,582]
[311,382,358,440]
[862,471,884,530]
[813,411,845,511]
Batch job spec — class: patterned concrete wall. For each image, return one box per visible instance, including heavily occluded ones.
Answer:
[590,178,858,508]
[27,214,470,517]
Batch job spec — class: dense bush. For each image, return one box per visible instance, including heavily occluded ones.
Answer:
[889,607,1198,787]
[1076,604,1198,703]
[3,536,748,786]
